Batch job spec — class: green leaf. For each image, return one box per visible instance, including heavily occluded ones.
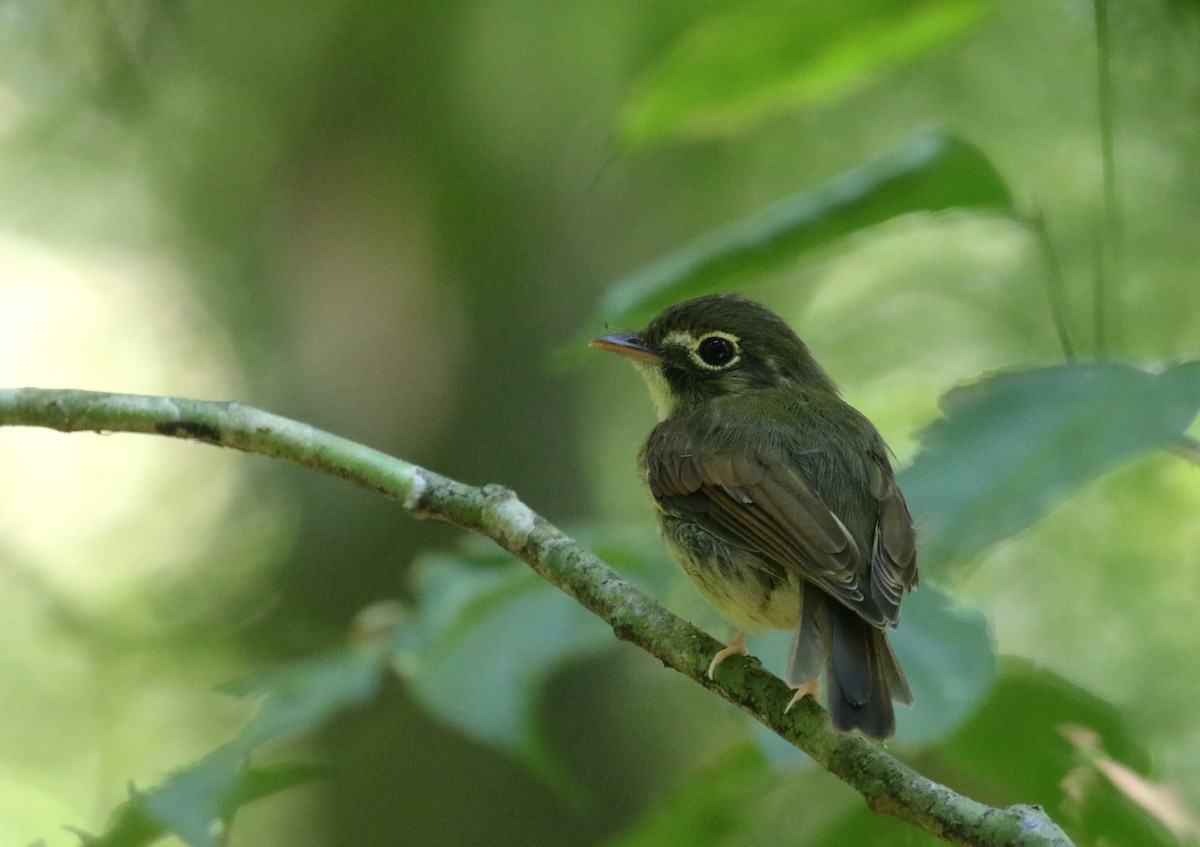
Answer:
[86,649,385,847]
[611,736,925,846]
[608,744,780,847]
[937,658,1165,847]
[85,762,323,847]
[397,544,614,780]
[901,361,1200,573]
[622,0,992,146]
[392,529,680,781]
[595,130,1011,330]
[221,647,386,749]
[890,585,995,746]
[140,747,247,847]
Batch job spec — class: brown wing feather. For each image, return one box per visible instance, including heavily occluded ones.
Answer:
[867,454,919,625]
[643,426,887,624]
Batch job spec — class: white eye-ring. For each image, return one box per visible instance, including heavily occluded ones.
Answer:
[690,331,740,370]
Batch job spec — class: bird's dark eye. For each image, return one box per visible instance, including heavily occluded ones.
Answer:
[696,335,737,368]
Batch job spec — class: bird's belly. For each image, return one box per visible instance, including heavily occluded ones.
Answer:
[659,516,801,632]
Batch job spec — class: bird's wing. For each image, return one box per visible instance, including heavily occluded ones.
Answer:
[643,421,886,624]
[866,453,919,625]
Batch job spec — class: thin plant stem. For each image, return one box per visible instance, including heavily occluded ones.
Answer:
[1093,0,1122,358]
[1028,210,1077,362]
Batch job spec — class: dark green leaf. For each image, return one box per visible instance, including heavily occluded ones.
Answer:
[596,130,1012,330]
[943,657,1152,790]
[901,361,1200,573]
[622,0,992,146]
[230,762,327,808]
[398,546,614,778]
[608,744,779,847]
[936,658,1168,847]
[611,737,926,846]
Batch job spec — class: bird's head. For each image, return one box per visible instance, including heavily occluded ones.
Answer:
[591,294,837,418]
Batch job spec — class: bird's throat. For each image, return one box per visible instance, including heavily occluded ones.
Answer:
[633,362,676,421]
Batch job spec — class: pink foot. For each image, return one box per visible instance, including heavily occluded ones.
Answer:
[785,680,821,713]
[707,631,748,679]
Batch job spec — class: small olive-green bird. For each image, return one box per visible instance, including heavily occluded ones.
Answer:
[591,293,918,739]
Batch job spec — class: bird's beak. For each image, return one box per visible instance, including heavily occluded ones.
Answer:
[589,332,661,363]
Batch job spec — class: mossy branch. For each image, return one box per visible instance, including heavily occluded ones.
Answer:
[0,387,1073,847]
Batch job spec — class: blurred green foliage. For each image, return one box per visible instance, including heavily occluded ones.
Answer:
[3,0,1200,845]
[592,129,1012,330]
[620,0,994,145]
[903,361,1200,573]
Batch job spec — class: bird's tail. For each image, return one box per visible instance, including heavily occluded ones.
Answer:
[787,586,911,740]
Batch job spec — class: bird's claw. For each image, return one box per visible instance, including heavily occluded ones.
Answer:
[785,681,821,713]
[706,631,748,679]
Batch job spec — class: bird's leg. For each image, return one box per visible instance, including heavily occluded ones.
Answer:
[784,680,821,713]
[706,631,748,679]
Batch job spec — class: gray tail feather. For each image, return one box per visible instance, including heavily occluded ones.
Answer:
[805,594,911,740]
[880,631,912,706]
[785,582,826,687]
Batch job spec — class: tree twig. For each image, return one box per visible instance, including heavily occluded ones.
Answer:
[0,387,1074,847]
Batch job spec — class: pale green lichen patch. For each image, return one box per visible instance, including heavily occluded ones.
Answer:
[481,489,537,550]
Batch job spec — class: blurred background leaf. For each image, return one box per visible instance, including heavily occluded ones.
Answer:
[89,646,385,846]
[88,762,322,847]
[398,545,613,783]
[888,585,995,745]
[394,529,677,781]
[594,130,1013,330]
[621,0,994,146]
[931,659,1169,847]
[902,361,1200,573]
